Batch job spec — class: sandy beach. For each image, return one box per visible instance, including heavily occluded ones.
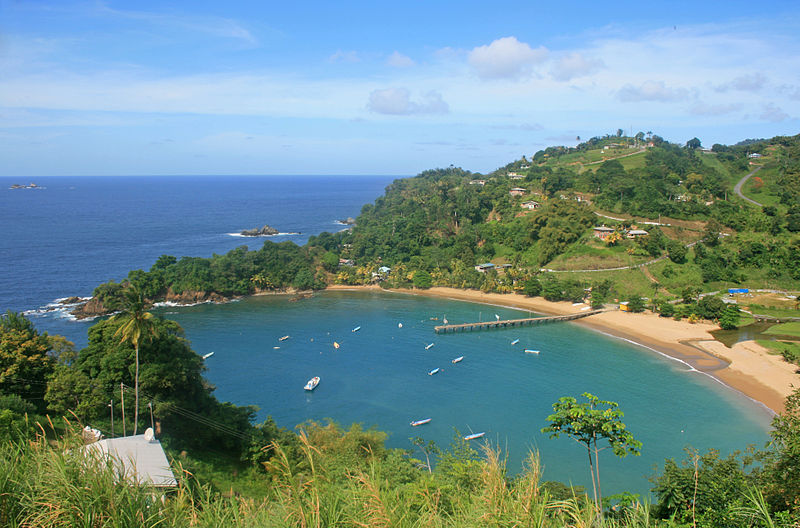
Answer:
[326,285,797,414]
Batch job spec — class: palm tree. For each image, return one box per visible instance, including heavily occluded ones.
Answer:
[113,285,158,435]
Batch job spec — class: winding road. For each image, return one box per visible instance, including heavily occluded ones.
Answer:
[733,165,763,207]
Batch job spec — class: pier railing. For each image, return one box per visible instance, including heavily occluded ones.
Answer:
[434,309,605,334]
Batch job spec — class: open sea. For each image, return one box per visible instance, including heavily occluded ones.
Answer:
[0,175,772,497]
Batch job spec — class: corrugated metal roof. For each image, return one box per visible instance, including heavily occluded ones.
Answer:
[84,433,177,487]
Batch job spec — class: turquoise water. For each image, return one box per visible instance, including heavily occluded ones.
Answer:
[157,290,772,497]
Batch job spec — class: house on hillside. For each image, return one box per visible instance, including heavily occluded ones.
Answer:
[521,200,540,210]
[626,229,649,239]
[339,258,355,267]
[593,226,615,240]
[748,153,762,159]
[469,179,486,186]
[474,263,495,273]
[509,187,527,196]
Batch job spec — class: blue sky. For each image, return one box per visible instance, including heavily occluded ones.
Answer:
[2,1,799,176]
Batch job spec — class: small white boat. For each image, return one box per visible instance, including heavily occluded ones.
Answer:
[410,418,431,426]
[202,352,214,360]
[524,349,540,354]
[428,368,440,376]
[452,356,464,364]
[304,377,320,391]
[464,432,486,441]
[333,341,340,349]
[398,322,403,328]
[352,326,361,332]
[511,339,520,345]
[443,316,448,324]
[425,343,435,350]
[273,346,280,350]
[279,335,290,341]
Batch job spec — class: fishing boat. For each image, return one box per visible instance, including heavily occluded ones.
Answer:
[202,352,214,360]
[410,418,432,426]
[428,368,440,376]
[452,356,464,364]
[511,339,520,345]
[425,343,435,350]
[464,432,486,441]
[333,341,340,349]
[524,349,540,354]
[304,377,320,391]
[279,335,290,341]
[352,326,361,332]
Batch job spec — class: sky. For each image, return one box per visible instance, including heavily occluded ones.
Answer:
[1,1,799,176]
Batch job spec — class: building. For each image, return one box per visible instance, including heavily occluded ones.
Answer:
[521,200,540,210]
[339,258,355,267]
[474,263,495,273]
[469,179,486,186]
[626,229,649,238]
[593,226,615,240]
[82,429,177,488]
[748,153,762,159]
[509,187,527,196]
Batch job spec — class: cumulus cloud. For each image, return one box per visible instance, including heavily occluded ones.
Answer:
[329,50,360,63]
[617,80,689,102]
[468,36,548,80]
[716,73,767,92]
[689,102,743,116]
[386,51,415,68]
[550,53,604,81]
[760,103,789,122]
[367,88,449,115]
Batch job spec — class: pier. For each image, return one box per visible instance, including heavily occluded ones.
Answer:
[434,309,605,334]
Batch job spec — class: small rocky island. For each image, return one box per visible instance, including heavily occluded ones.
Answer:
[239,224,300,237]
[338,217,356,225]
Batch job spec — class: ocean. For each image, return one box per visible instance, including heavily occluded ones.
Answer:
[0,175,772,496]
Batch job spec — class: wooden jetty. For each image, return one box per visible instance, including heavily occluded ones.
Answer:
[434,310,604,334]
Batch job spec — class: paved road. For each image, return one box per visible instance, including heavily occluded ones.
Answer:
[733,165,763,207]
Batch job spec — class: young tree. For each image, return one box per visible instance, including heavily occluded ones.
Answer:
[542,393,642,511]
[718,305,741,330]
[113,285,158,435]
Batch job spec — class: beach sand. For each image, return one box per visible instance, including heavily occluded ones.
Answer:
[327,285,796,413]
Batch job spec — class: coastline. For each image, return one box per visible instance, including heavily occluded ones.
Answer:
[327,285,795,414]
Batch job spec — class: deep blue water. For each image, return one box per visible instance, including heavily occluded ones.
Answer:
[0,175,772,497]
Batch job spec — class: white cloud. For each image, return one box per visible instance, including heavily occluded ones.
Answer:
[617,81,689,103]
[760,103,789,122]
[329,50,361,63]
[367,88,449,115]
[716,73,767,92]
[386,51,415,68]
[550,53,603,81]
[468,37,548,80]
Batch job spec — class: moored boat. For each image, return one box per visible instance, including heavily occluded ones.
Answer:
[425,343,435,350]
[511,339,520,345]
[279,335,290,341]
[428,368,440,376]
[464,432,486,441]
[202,352,214,359]
[352,326,361,332]
[304,376,320,391]
[524,349,540,354]
[452,356,464,364]
[410,418,432,426]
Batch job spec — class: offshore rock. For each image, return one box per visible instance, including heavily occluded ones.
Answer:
[240,225,279,236]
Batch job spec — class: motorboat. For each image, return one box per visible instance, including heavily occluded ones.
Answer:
[428,368,440,376]
[524,349,540,354]
[425,343,435,350]
[511,339,520,345]
[279,335,290,341]
[352,326,361,332]
[452,356,464,364]
[304,376,320,391]
[202,352,214,360]
[410,418,431,426]
[464,432,486,441]
[333,341,340,349]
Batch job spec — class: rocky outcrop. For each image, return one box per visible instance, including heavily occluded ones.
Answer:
[240,225,279,236]
[71,297,110,319]
[338,217,356,225]
[163,289,231,304]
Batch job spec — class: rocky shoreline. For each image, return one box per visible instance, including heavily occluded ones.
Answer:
[239,224,301,237]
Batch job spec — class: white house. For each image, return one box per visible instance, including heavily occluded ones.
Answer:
[521,200,540,210]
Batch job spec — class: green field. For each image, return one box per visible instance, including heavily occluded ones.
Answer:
[764,321,800,337]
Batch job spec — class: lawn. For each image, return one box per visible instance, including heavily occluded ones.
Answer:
[763,321,800,337]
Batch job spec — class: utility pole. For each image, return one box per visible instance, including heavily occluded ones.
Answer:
[120,383,126,437]
[148,402,155,433]
[108,399,114,438]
